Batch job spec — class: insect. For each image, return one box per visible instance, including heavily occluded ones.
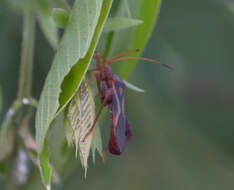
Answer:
[82,49,172,156]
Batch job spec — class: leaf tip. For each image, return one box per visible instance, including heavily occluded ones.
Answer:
[52,8,69,29]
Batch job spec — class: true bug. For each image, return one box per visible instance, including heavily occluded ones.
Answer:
[82,50,171,155]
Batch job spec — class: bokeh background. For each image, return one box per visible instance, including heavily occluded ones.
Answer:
[1,0,234,189]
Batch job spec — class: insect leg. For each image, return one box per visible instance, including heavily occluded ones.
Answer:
[95,51,102,70]
[77,52,102,95]
[92,52,103,93]
[76,74,95,94]
[101,146,108,163]
[82,90,112,142]
[94,70,101,93]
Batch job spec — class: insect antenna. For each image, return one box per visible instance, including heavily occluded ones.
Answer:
[108,49,140,62]
[108,56,172,70]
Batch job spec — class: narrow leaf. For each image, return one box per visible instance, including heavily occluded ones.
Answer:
[91,125,102,163]
[118,0,162,79]
[36,0,113,185]
[53,0,71,11]
[37,0,58,49]
[123,80,145,93]
[39,139,52,189]
[36,0,113,153]
[103,17,143,32]
[57,0,113,113]
[47,111,75,179]
[64,107,74,146]
[52,8,69,29]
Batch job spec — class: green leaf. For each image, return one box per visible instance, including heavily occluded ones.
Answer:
[48,112,76,179]
[103,17,143,32]
[64,105,74,146]
[91,125,102,163]
[36,0,113,154]
[58,0,113,113]
[37,0,58,49]
[36,0,113,183]
[106,0,162,79]
[39,139,52,189]
[52,8,69,29]
[118,0,162,79]
[123,80,145,93]
[53,0,71,11]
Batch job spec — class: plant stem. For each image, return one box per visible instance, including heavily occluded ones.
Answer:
[103,0,121,57]
[103,32,114,57]
[3,1,36,189]
[17,0,35,99]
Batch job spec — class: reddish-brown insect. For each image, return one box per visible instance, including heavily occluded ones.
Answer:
[82,50,171,156]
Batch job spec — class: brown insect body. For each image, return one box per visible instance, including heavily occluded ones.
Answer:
[99,63,132,155]
[82,50,171,156]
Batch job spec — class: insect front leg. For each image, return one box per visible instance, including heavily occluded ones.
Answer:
[95,51,102,70]
[82,89,113,142]
[94,70,101,93]
[76,74,95,94]
[94,51,102,93]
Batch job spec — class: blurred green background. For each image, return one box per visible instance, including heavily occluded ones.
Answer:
[1,0,234,189]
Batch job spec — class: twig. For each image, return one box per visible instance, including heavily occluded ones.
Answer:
[3,0,36,189]
[17,0,35,99]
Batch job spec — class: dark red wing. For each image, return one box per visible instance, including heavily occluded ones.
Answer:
[108,81,127,155]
